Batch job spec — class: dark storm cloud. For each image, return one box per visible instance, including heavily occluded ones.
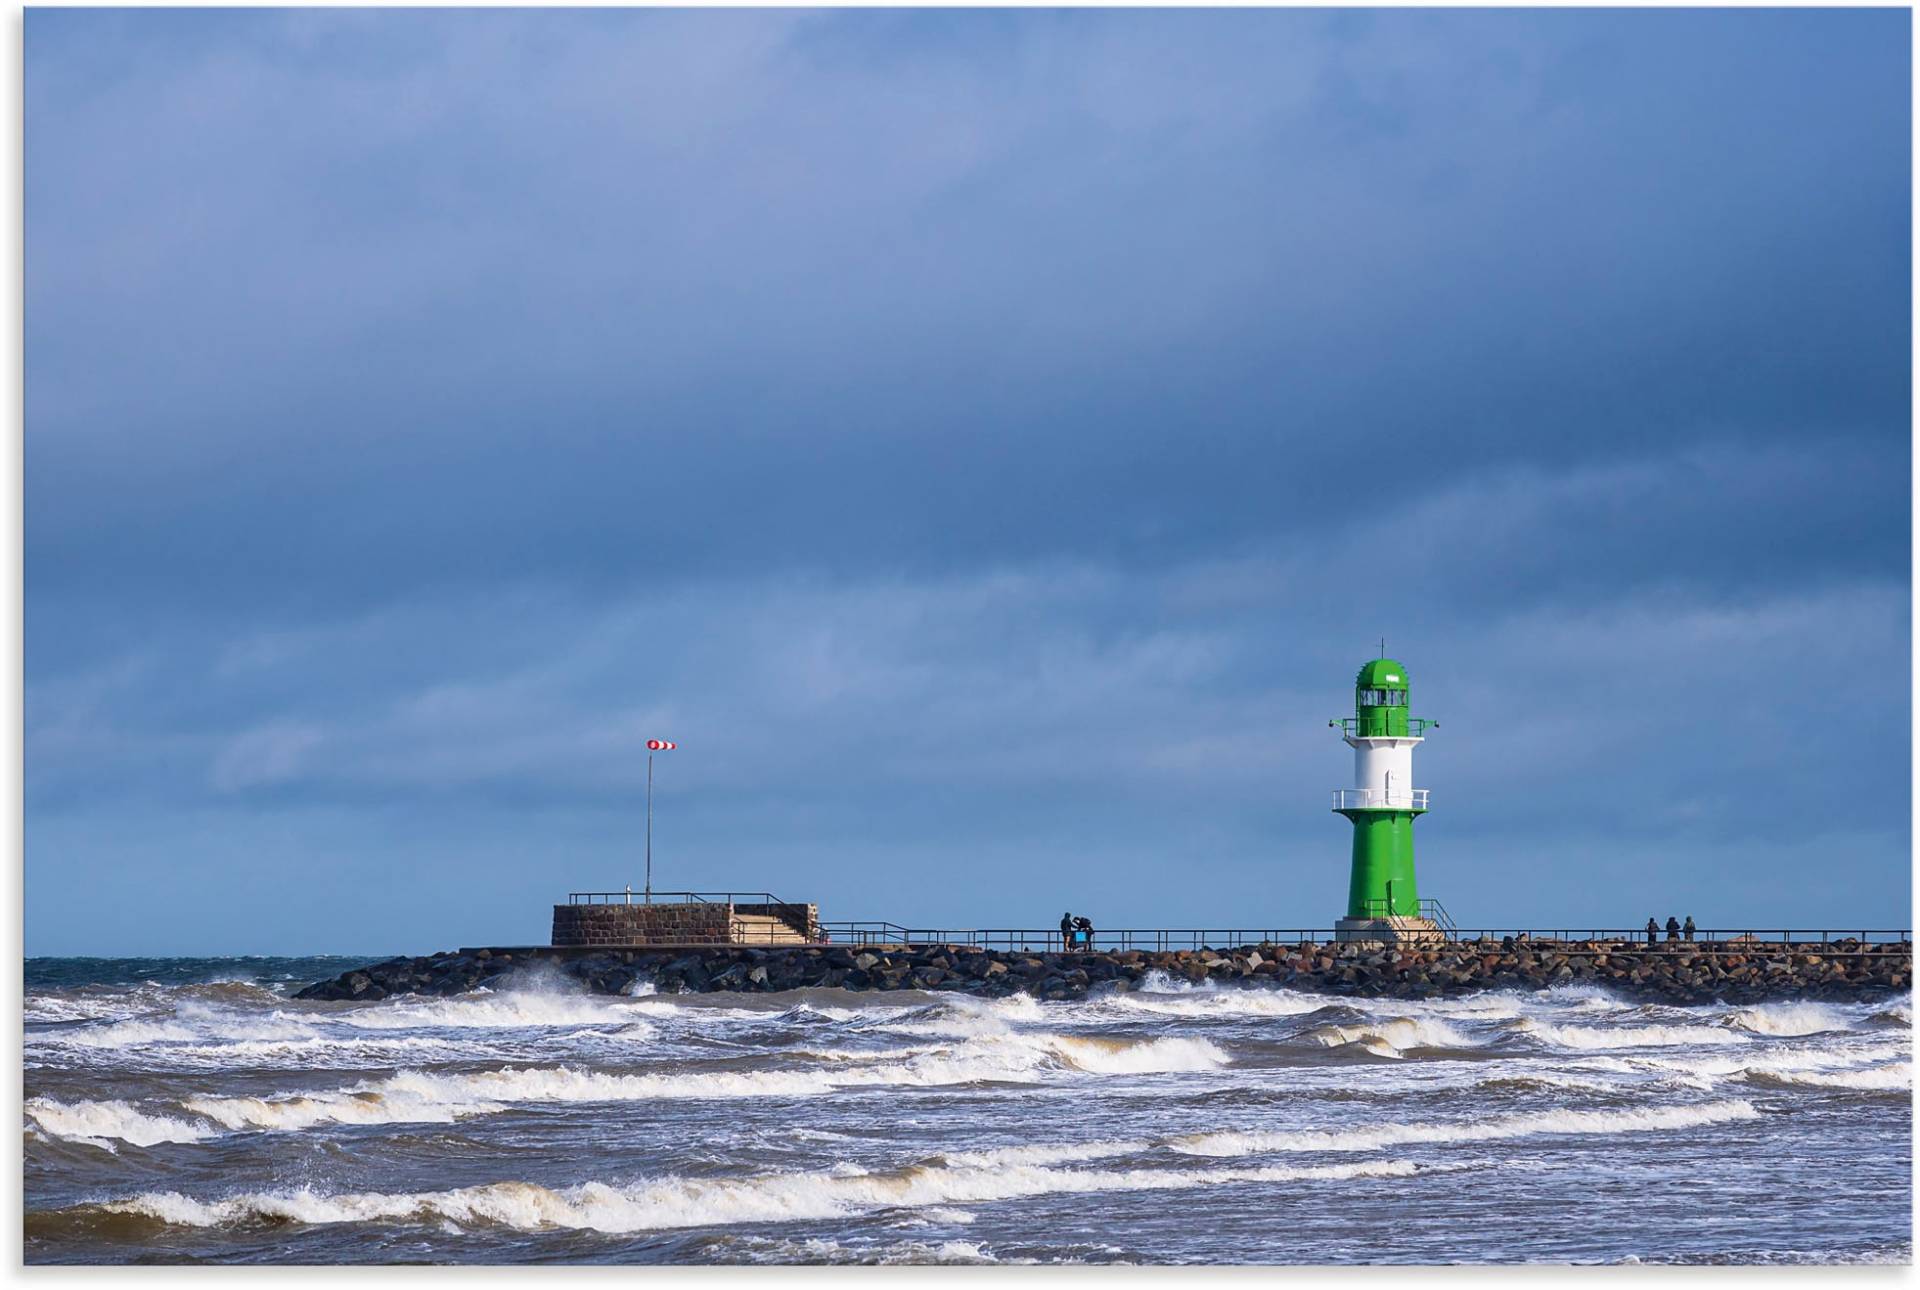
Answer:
[24,9,1908,952]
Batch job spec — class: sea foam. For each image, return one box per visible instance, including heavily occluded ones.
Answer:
[1718,1002,1853,1038]
[1168,1098,1761,1157]
[83,1157,1428,1235]
[1506,1018,1747,1049]
[1740,1063,1911,1092]
[25,1098,216,1149]
[37,1029,1229,1142]
[1304,1016,1475,1055]
[944,1097,1760,1170]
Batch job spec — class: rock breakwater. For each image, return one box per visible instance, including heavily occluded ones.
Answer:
[293,938,1909,1005]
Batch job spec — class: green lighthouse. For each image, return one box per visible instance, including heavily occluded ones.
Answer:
[1331,656,1440,937]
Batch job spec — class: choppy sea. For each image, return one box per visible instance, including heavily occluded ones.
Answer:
[22,955,1913,1265]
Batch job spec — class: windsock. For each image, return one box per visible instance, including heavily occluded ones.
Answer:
[647,739,677,750]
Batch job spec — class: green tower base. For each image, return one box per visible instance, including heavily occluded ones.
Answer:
[1337,808,1423,919]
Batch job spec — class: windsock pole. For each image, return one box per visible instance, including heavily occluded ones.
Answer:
[645,739,676,902]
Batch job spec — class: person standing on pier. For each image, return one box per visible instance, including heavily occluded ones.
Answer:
[1645,917,1659,947]
[1666,915,1681,942]
[1073,915,1095,949]
[1059,911,1075,949]
[1683,916,1696,942]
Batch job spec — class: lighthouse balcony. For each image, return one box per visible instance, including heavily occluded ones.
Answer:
[1332,717,1436,740]
[1332,787,1429,811]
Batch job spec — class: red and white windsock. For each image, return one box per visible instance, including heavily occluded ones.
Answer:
[647,739,677,751]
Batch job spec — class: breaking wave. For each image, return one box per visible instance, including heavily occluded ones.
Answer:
[1740,1064,1911,1092]
[1303,1016,1475,1055]
[1580,1039,1912,1088]
[25,1098,216,1149]
[942,1098,1761,1169]
[1043,1035,1226,1074]
[724,1235,1007,1265]
[1168,1099,1762,1158]
[44,1018,206,1049]
[26,995,141,1025]
[1506,1018,1747,1049]
[1097,977,1327,1020]
[42,1158,1428,1237]
[1718,1003,1853,1038]
[32,1030,1228,1143]
[870,995,1046,1039]
[330,991,670,1031]
[1869,1002,1911,1027]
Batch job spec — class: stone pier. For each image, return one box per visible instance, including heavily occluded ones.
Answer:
[296,937,1911,1004]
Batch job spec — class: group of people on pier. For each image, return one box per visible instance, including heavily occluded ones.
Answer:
[1646,914,1696,945]
[1059,911,1096,948]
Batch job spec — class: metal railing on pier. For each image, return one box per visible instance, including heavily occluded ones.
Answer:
[1447,928,1912,952]
[811,924,1911,954]
[568,890,792,907]
[816,925,1348,953]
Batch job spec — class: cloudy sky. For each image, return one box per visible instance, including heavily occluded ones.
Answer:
[26,8,1910,954]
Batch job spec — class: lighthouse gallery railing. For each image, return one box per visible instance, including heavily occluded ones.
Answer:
[1332,718,1437,738]
[1332,788,1430,810]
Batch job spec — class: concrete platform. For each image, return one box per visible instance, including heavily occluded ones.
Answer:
[1332,916,1446,946]
[456,944,826,956]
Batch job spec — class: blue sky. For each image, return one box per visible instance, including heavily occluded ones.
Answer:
[25,8,1911,954]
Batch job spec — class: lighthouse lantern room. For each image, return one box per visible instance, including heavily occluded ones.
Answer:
[1331,655,1444,942]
